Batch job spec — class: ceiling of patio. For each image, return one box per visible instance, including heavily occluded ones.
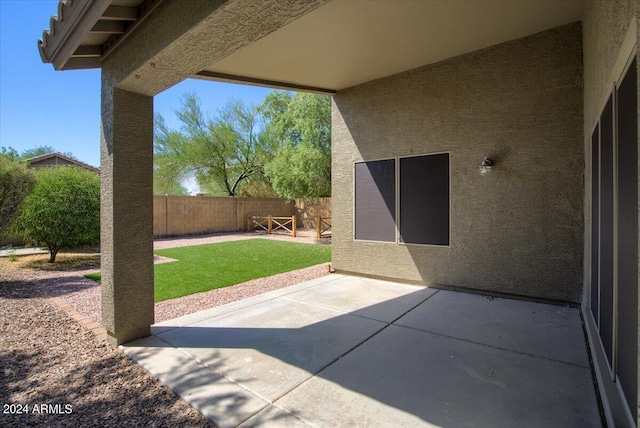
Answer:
[199,0,586,92]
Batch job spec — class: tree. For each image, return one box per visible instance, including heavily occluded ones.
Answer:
[154,94,270,196]
[20,145,56,159]
[260,91,331,198]
[0,157,36,240]
[235,172,279,198]
[153,178,189,195]
[0,146,20,162]
[19,145,75,160]
[153,115,189,195]
[13,167,100,262]
[153,152,190,196]
[264,141,330,198]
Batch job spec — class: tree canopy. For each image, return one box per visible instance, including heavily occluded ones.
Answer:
[1,145,75,162]
[154,94,270,196]
[0,157,36,240]
[153,90,331,198]
[13,166,100,262]
[261,91,331,198]
[20,145,76,160]
[20,145,57,159]
[0,146,20,162]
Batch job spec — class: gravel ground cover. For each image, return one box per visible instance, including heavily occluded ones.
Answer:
[71,231,330,323]
[0,231,331,426]
[0,270,215,427]
[65,262,330,325]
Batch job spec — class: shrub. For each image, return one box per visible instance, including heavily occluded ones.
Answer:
[13,166,100,262]
[0,157,36,240]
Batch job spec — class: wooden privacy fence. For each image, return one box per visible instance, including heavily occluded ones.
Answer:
[247,215,297,237]
[317,216,332,238]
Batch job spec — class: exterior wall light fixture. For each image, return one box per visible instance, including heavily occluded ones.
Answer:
[478,155,493,175]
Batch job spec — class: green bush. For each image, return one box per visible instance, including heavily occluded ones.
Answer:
[0,157,36,240]
[13,166,100,262]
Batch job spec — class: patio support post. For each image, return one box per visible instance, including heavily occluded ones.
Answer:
[100,81,154,346]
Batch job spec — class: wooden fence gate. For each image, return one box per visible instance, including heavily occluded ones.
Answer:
[247,215,297,237]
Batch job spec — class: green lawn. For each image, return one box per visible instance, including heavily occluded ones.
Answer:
[84,272,102,283]
[85,239,330,302]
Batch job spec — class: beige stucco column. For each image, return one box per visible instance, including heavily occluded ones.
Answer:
[100,77,154,346]
[88,0,328,349]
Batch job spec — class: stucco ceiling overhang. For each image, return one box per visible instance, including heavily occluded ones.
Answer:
[40,0,585,92]
[198,0,586,92]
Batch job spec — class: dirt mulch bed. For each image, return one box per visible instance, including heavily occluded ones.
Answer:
[0,276,215,427]
[0,251,99,274]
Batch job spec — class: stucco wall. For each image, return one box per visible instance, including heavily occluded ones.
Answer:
[582,0,639,424]
[332,22,584,302]
[582,1,636,306]
[583,0,636,133]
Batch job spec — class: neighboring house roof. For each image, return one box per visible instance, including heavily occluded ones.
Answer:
[25,152,100,173]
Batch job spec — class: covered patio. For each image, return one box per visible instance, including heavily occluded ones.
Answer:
[38,0,639,426]
[124,274,599,427]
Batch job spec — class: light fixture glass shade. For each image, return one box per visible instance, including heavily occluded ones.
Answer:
[478,156,492,175]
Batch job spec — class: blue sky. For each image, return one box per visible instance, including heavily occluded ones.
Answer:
[0,0,274,168]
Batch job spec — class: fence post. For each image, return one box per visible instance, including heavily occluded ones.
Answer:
[317,215,321,238]
[268,215,272,234]
[247,215,251,232]
[292,215,297,238]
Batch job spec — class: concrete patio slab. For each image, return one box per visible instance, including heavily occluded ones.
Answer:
[282,275,437,322]
[395,290,588,366]
[122,275,603,427]
[122,335,268,427]
[239,405,309,428]
[156,297,387,401]
[152,275,342,334]
[274,324,600,428]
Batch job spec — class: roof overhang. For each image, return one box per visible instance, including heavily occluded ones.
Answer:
[39,0,585,92]
[38,0,161,71]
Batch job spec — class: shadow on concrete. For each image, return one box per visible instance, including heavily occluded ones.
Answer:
[140,286,600,427]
